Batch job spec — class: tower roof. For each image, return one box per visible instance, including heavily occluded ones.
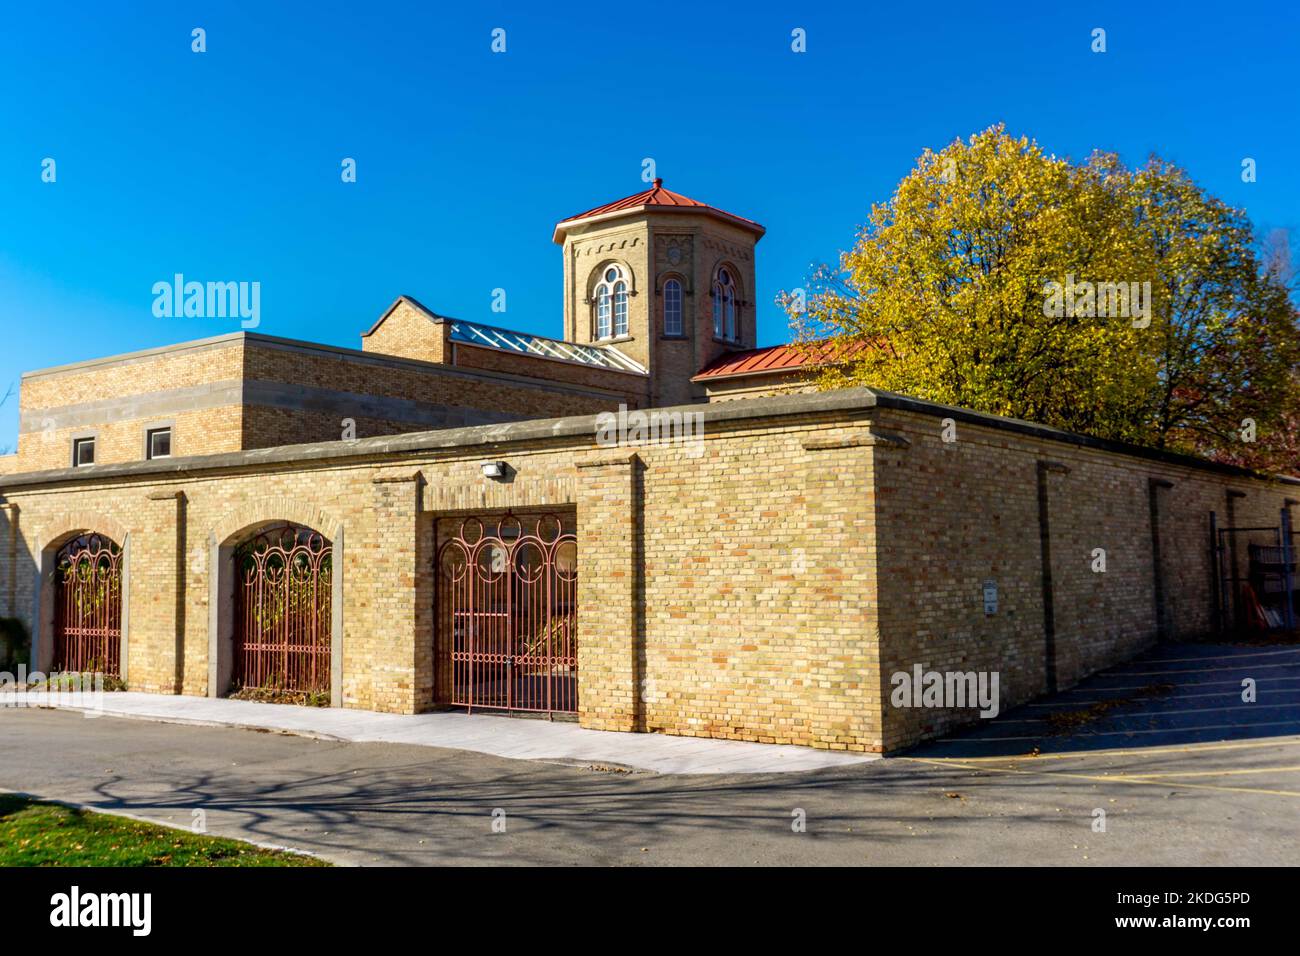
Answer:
[553,179,765,242]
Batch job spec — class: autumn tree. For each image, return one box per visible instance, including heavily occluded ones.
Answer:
[788,126,1300,472]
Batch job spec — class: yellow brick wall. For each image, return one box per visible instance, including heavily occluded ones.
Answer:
[19,341,244,408]
[559,211,761,406]
[0,392,1292,754]
[359,299,651,406]
[21,407,244,472]
[238,343,629,448]
[360,299,449,364]
[11,331,641,472]
[870,406,1296,751]
[17,341,247,471]
[0,409,884,750]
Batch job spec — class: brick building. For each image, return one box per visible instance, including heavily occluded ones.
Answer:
[1,183,1295,753]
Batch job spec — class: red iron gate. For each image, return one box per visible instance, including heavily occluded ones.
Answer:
[53,533,123,676]
[437,513,577,715]
[233,525,332,696]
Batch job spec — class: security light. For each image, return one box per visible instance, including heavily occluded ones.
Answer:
[481,461,507,479]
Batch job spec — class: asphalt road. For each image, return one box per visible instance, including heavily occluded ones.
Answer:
[1,642,1297,866]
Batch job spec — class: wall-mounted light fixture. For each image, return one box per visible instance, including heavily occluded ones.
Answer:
[481,461,507,479]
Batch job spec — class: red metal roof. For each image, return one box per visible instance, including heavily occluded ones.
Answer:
[555,180,764,237]
[692,341,868,381]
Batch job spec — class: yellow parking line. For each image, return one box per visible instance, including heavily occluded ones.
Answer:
[1137,649,1300,665]
[1116,661,1300,676]
[904,756,1300,798]
[1107,765,1300,780]
[929,736,1300,763]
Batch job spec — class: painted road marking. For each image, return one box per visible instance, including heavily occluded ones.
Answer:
[1028,686,1300,706]
[1135,649,1300,665]
[992,701,1300,725]
[922,718,1300,743]
[1106,765,1300,780]
[1055,676,1300,693]
[904,756,1300,799]
[920,736,1300,762]
[1091,661,1300,678]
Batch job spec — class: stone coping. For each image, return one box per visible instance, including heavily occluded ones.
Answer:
[1,387,1295,490]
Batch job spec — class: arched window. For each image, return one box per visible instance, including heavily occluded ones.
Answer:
[713,267,738,342]
[663,278,683,336]
[594,266,629,340]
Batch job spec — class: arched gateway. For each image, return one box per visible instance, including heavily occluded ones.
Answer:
[231,525,333,697]
[52,533,124,676]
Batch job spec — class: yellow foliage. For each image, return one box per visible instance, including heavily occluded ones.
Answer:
[785,125,1300,470]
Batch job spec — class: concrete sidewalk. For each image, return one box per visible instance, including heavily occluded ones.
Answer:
[6,690,875,774]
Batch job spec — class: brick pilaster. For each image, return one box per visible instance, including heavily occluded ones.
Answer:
[575,452,642,732]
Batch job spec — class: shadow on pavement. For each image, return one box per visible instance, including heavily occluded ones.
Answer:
[911,641,1300,759]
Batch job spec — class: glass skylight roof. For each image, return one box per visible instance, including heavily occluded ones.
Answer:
[448,321,646,373]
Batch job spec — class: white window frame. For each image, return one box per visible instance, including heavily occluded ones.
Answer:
[72,436,95,468]
[146,426,172,460]
[613,281,628,337]
[595,265,628,341]
[664,278,683,336]
[596,288,611,339]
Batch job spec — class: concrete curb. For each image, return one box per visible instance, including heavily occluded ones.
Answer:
[8,690,878,775]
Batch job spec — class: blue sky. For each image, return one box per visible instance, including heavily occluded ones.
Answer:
[2,1,1298,449]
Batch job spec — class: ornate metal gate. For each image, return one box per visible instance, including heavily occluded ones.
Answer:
[437,513,577,715]
[53,534,123,676]
[233,525,332,696]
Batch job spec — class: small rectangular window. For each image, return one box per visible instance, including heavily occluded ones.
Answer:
[146,427,172,460]
[72,437,95,467]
